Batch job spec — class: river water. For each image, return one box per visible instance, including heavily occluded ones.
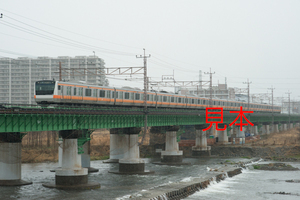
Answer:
[1,158,300,200]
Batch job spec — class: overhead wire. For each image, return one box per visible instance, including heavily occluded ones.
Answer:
[0,8,141,51]
[0,20,134,56]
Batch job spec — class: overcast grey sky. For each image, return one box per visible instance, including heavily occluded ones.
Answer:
[1,0,299,101]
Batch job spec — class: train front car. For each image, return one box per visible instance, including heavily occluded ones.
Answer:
[34,80,57,105]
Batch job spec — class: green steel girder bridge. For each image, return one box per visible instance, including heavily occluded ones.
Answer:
[1,104,300,188]
[1,105,300,133]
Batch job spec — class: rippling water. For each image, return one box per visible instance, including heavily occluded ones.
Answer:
[1,158,299,200]
[186,161,300,200]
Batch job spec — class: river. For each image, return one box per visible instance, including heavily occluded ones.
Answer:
[0,158,299,200]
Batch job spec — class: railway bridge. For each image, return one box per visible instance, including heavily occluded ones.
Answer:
[0,105,299,189]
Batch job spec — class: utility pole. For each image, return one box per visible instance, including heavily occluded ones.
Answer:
[286,91,291,124]
[268,86,275,125]
[59,62,62,81]
[204,68,215,106]
[136,49,150,145]
[243,78,252,110]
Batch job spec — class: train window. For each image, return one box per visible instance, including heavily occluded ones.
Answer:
[135,93,140,100]
[93,89,97,97]
[58,86,61,90]
[163,96,167,102]
[107,91,111,98]
[74,88,76,95]
[85,89,91,96]
[191,99,194,104]
[99,90,105,98]
[178,98,182,103]
[171,97,174,102]
[185,98,188,103]
[203,100,206,104]
[79,88,83,96]
[198,99,201,104]
[125,92,129,99]
[213,101,216,105]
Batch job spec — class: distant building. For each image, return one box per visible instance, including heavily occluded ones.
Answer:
[180,84,235,100]
[0,56,108,104]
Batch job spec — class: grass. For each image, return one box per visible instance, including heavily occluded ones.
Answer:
[253,165,261,169]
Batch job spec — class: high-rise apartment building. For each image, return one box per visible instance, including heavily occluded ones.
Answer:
[0,55,107,104]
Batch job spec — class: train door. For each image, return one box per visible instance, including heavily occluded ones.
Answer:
[119,91,123,104]
[79,87,83,101]
[65,86,71,100]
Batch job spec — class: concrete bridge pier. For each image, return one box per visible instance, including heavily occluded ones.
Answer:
[103,130,127,163]
[228,128,233,137]
[273,124,279,133]
[109,128,154,174]
[283,124,287,131]
[0,132,32,186]
[264,125,270,134]
[43,130,100,189]
[192,125,211,157]
[253,125,259,135]
[154,126,190,165]
[51,131,98,173]
[81,141,99,173]
[289,123,293,129]
[236,126,245,144]
[217,124,228,144]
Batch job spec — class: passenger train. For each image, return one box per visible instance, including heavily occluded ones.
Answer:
[34,80,281,113]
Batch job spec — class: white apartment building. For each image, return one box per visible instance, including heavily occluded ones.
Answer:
[0,55,107,104]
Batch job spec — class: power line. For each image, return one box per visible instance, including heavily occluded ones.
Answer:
[0,8,140,50]
[0,15,135,56]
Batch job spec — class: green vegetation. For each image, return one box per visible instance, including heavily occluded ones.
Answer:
[241,156,251,159]
[225,160,231,163]
[253,165,261,169]
[90,155,109,161]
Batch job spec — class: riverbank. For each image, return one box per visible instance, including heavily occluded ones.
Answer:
[20,127,300,163]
